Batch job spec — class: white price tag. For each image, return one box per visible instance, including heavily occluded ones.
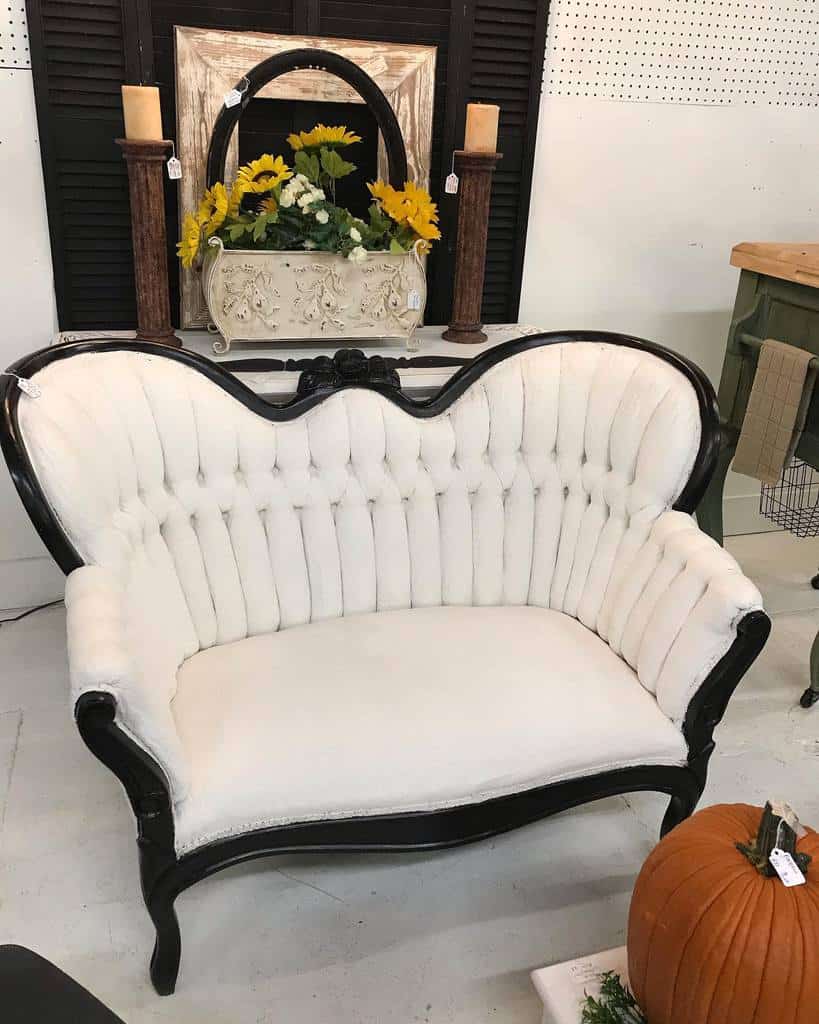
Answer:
[444,172,459,194]
[223,88,243,109]
[407,289,422,311]
[17,376,41,399]
[770,848,806,887]
[166,156,182,180]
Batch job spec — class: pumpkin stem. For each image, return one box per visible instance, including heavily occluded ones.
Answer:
[736,801,812,878]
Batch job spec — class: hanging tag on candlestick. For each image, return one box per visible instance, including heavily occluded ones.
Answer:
[444,152,459,194]
[166,142,182,180]
[224,76,249,109]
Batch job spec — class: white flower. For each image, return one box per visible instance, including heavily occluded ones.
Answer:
[348,245,367,263]
[293,173,310,187]
[303,239,317,249]
[349,226,362,243]
[279,189,295,208]
[315,209,329,224]
[297,192,314,208]
[312,188,326,201]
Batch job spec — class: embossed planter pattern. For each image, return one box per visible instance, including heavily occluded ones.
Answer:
[203,237,426,352]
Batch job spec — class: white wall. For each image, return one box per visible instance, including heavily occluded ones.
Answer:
[520,37,819,535]
[0,69,62,608]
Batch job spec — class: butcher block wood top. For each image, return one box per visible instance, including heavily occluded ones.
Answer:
[731,242,819,288]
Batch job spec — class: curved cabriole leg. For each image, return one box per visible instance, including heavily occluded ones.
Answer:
[799,628,819,708]
[660,790,699,837]
[147,887,181,995]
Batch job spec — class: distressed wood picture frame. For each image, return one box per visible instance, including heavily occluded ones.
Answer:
[175,26,436,329]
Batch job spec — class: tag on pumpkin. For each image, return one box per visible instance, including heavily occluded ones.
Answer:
[770,847,806,887]
[772,800,808,838]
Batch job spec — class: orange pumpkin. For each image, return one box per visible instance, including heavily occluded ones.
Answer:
[628,803,819,1024]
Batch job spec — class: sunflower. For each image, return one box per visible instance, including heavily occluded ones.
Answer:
[382,191,411,225]
[402,181,438,224]
[368,180,408,224]
[367,179,393,204]
[177,212,202,268]
[288,124,362,151]
[235,154,292,195]
[197,182,228,237]
[407,213,441,241]
[227,179,247,218]
[259,196,278,214]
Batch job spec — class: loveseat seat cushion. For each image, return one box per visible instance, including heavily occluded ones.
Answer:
[170,605,688,855]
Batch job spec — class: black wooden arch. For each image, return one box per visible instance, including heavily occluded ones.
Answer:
[206,48,409,190]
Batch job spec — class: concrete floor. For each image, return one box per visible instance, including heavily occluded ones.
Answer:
[1,531,818,1023]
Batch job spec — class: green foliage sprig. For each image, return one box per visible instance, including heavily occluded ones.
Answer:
[580,973,647,1024]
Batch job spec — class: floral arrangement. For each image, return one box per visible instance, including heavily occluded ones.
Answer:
[177,123,440,268]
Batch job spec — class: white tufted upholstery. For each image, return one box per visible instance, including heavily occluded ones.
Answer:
[19,341,763,847]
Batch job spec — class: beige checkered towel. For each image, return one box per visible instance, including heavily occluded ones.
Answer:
[733,338,815,485]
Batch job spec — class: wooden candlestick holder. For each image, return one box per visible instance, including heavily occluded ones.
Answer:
[443,150,502,344]
[116,139,181,348]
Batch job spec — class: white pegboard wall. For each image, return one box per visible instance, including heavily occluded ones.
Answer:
[1,1,30,70]
[545,0,819,106]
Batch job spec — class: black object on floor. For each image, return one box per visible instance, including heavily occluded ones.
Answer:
[0,945,126,1023]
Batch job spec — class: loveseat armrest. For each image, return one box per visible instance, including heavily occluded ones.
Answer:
[65,566,190,802]
[602,511,768,728]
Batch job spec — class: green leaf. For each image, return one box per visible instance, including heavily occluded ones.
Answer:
[367,202,390,236]
[389,237,407,254]
[294,151,320,183]
[320,147,356,181]
[227,223,248,242]
[252,217,268,242]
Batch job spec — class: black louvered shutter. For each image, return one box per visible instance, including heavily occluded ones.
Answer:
[468,0,549,323]
[28,0,136,329]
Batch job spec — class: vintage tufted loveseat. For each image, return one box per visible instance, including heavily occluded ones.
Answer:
[1,332,769,994]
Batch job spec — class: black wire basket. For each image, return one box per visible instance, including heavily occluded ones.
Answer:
[759,458,819,537]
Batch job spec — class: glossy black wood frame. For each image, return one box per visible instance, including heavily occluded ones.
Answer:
[1,332,770,995]
[206,49,409,193]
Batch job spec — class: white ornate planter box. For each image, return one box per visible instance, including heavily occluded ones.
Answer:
[203,238,426,352]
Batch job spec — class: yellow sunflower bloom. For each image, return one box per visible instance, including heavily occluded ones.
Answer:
[235,154,293,195]
[407,214,441,241]
[197,182,228,238]
[402,181,438,223]
[177,212,202,268]
[383,192,411,225]
[259,196,278,214]
[288,124,361,151]
[367,179,393,203]
[227,179,247,218]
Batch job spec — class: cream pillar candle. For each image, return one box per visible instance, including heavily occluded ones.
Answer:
[464,103,499,153]
[121,85,163,140]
